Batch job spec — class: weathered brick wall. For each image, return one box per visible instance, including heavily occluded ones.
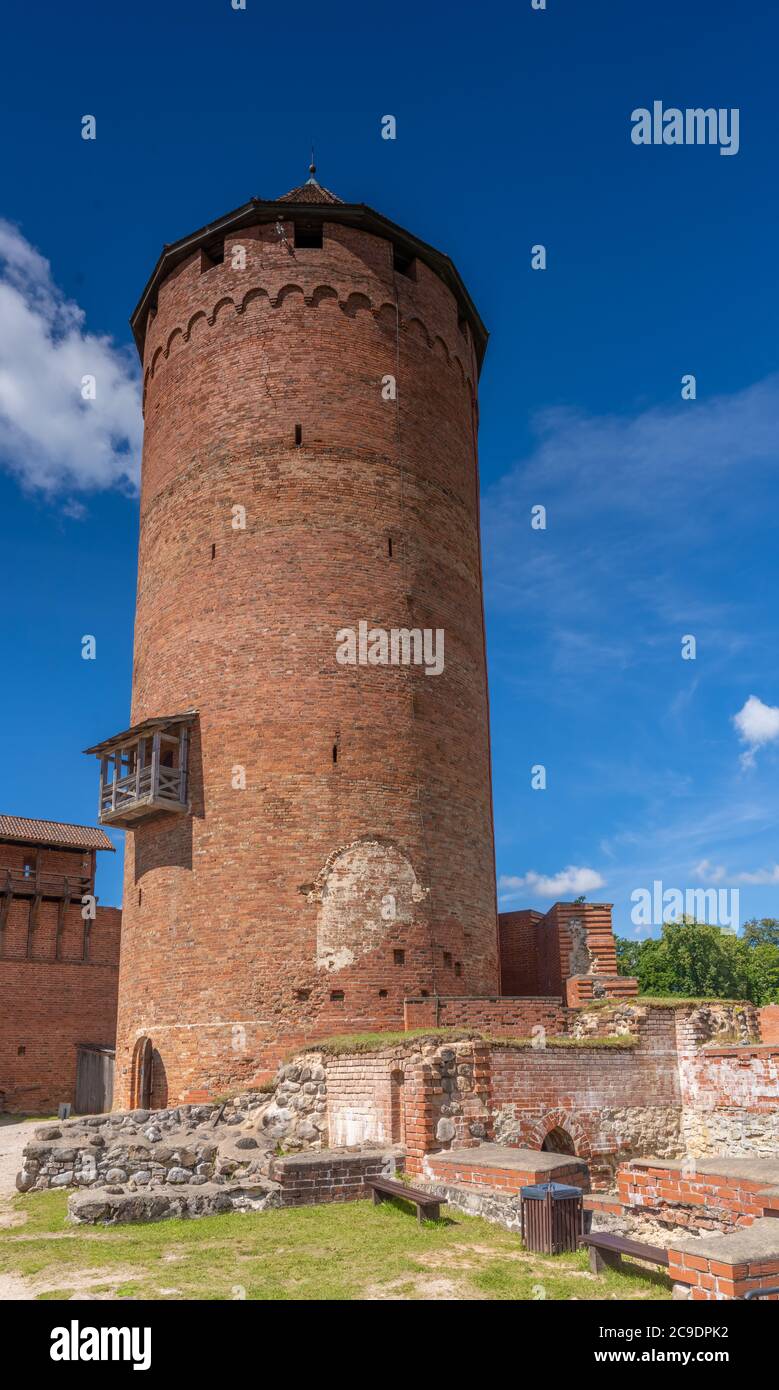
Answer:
[667,1227,779,1300]
[497,902,621,998]
[0,842,93,882]
[0,904,121,1112]
[759,1005,779,1044]
[673,1004,779,1154]
[497,911,543,994]
[404,994,566,1034]
[269,1148,400,1205]
[320,1014,688,1187]
[489,1010,684,1185]
[618,1159,776,1233]
[115,207,499,1107]
[325,1053,398,1147]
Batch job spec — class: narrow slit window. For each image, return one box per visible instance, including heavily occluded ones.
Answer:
[443,951,452,968]
[454,961,462,978]
[393,949,405,966]
[295,423,302,447]
[330,989,344,1002]
[332,743,338,764]
[211,543,216,560]
[378,989,388,998]
[387,536,393,558]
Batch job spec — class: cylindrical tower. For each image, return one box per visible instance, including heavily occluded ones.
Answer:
[107,171,497,1106]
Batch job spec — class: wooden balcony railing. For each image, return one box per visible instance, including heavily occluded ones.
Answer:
[98,763,185,818]
[0,868,92,901]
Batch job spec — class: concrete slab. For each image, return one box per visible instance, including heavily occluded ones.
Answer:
[669,1217,779,1262]
[431,1145,586,1174]
[628,1155,779,1185]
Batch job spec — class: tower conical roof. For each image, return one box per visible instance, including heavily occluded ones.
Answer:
[277,167,343,205]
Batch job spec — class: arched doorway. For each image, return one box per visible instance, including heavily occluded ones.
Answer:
[132,1036,153,1109]
[541,1125,577,1156]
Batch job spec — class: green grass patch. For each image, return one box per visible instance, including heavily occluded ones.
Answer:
[287,1027,639,1058]
[0,1191,672,1302]
[584,995,750,1010]
[285,1028,476,1058]
[482,1035,639,1050]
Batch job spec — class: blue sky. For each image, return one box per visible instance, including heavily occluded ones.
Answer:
[2,0,779,935]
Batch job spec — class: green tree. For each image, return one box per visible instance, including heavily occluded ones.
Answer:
[615,917,776,1002]
[741,918,779,949]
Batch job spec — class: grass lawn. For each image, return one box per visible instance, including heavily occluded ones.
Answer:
[0,1191,672,1301]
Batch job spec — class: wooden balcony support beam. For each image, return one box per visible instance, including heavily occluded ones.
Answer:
[0,881,11,956]
[26,892,42,960]
[55,895,67,960]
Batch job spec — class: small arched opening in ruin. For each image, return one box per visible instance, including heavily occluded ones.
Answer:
[541,1125,577,1156]
[390,1069,405,1144]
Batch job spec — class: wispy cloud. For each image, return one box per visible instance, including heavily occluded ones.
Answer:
[0,220,142,497]
[482,376,779,681]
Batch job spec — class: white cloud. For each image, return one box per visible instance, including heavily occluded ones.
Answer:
[693,859,726,884]
[498,865,605,903]
[0,219,141,497]
[692,857,779,886]
[732,695,779,767]
[736,865,779,885]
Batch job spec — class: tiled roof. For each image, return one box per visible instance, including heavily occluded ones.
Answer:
[0,815,115,852]
[277,177,344,205]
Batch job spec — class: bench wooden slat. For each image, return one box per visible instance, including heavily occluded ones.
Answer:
[580,1232,669,1267]
[368,1177,437,1204]
[367,1176,441,1223]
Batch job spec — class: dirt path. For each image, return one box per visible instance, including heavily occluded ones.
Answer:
[0,1115,44,1299]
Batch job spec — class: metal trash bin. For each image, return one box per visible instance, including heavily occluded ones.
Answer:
[520,1181,583,1254]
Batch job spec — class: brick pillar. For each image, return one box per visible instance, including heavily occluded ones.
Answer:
[759,1005,779,1044]
[403,1060,437,1175]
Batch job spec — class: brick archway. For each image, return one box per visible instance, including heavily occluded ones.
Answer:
[528,1108,592,1160]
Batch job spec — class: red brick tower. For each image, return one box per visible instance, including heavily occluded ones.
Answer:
[90,169,497,1106]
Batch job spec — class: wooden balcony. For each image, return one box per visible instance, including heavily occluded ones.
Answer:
[0,867,91,901]
[84,712,196,830]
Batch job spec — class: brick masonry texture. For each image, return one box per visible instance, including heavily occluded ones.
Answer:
[1,839,120,1113]
[114,211,499,1106]
[0,928,120,1113]
[497,902,626,997]
[618,1159,779,1233]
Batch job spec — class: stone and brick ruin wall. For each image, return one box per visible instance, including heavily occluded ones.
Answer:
[19,1000,779,1241]
[497,901,635,1006]
[115,204,499,1107]
[0,839,120,1113]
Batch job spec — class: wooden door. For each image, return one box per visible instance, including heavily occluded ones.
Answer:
[75,1046,115,1114]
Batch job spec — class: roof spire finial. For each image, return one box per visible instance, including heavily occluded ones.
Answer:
[307,144,317,182]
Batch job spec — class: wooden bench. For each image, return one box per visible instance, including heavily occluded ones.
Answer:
[367,1176,441,1224]
[580,1231,670,1275]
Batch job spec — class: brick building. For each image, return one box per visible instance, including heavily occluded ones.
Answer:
[0,815,121,1113]
[85,168,502,1106]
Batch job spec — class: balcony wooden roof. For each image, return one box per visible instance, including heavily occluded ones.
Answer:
[83,711,197,758]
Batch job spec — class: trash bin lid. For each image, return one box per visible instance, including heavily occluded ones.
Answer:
[520,1181,582,1200]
